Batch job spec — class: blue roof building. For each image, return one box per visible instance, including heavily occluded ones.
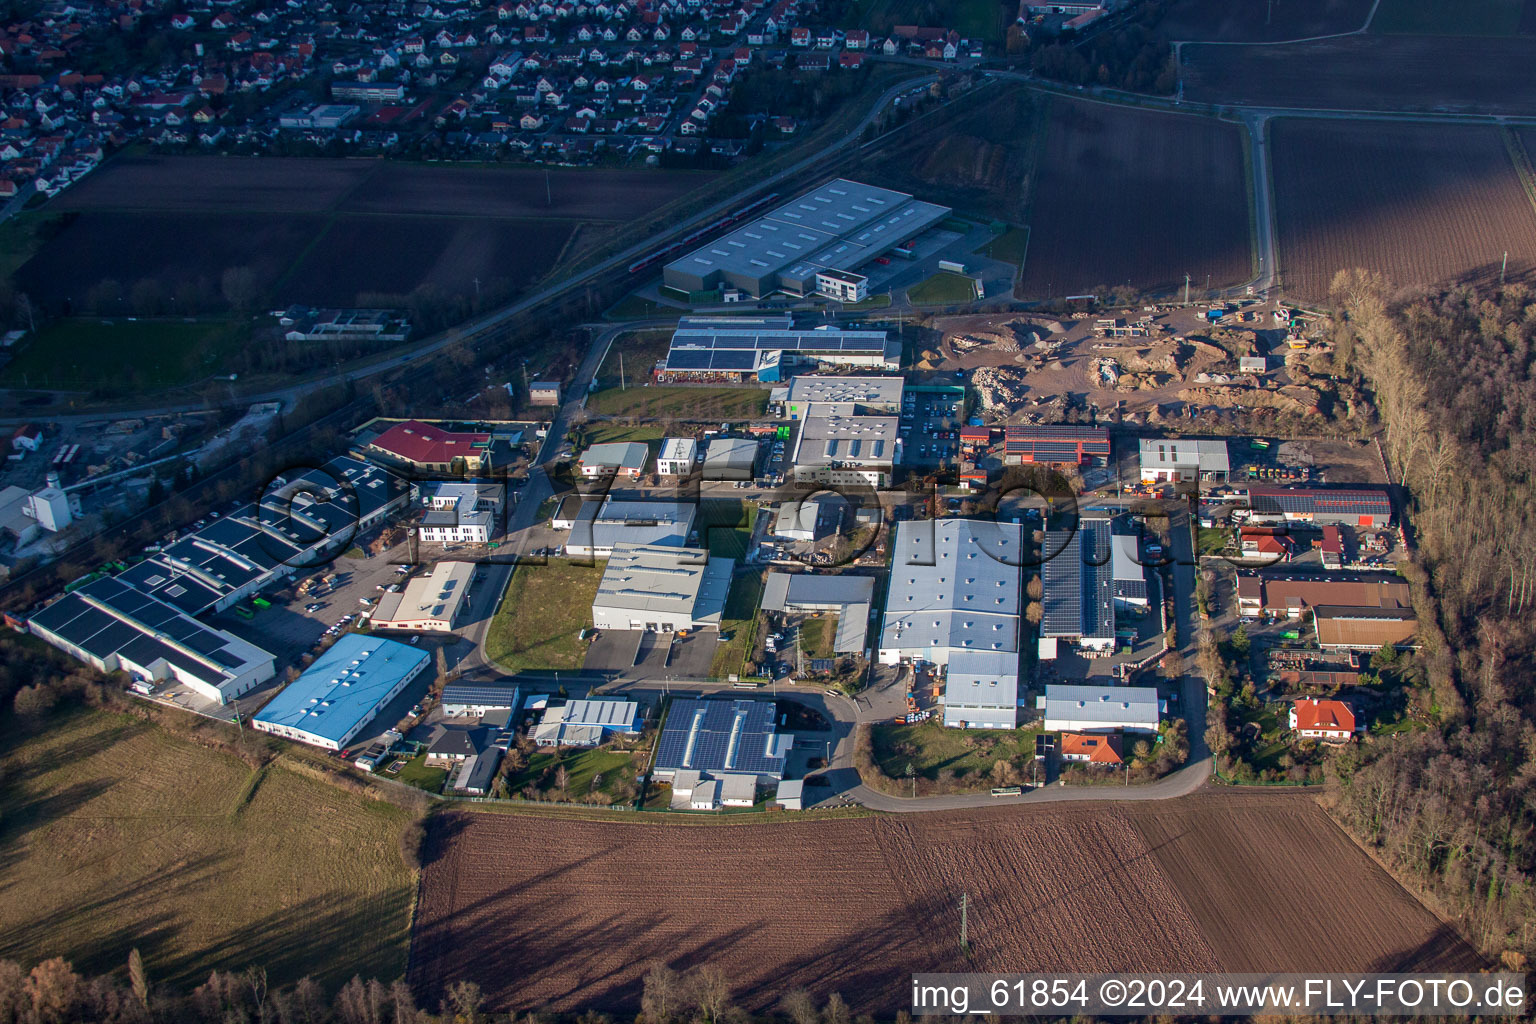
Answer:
[253,634,431,750]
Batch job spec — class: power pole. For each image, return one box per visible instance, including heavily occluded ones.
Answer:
[619,351,626,390]
[959,892,969,951]
[1501,251,1509,285]
[545,169,553,207]
[1184,273,1190,305]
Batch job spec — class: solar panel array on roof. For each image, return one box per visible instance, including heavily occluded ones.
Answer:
[1003,425,1111,463]
[1247,486,1391,519]
[440,682,522,708]
[653,697,786,778]
[1041,527,1084,637]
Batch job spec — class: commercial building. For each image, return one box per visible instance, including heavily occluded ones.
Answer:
[279,308,409,343]
[439,681,522,718]
[591,543,733,632]
[789,409,900,488]
[116,456,407,617]
[1290,698,1356,741]
[1246,486,1392,528]
[814,267,868,303]
[367,420,492,472]
[579,441,649,479]
[663,179,951,300]
[941,648,1021,729]
[1314,606,1419,651]
[701,437,760,480]
[1111,533,1150,611]
[662,315,898,382]
[1235,571,1411,619]
[566,499,697,557]
[1041,517,1116,650]
[1139,438,1230,484]
[653,697,791,784]
[1002,425,1110,466]
[1037,684,1162,734]
[761,572,874,653]
[454,748,503,795]
[369,561,476,632]
[656,438,699,477]
[531,698,641,747]
[28,576,275,705]
[778,375,905,417]
[252,634,431,750]
[878,519,1024,667]
[415,481,505,544]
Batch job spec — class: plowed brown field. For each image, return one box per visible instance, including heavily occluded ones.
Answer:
[1273,120,1536,302]
[409,793,1478,1013]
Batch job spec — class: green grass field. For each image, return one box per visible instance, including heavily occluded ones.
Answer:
[504,746,641,804]
[710,569,766,678]
[1371,0,1525,34]
[907,271,980,305]
[585,386,769,422]
[0,318,251,392]
[595,328,672,387]
[578,422,669,448]
[484,560,604,671]
[0,211,66,281]
[872,718,1039,783]
[393,751,450,793]
[0,710,414,989]
[697,498,757,560]
[975,226,1031,268]
[799,615,838,660]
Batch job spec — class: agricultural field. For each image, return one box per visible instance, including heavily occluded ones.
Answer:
[1369,0,1530,35]
[862,85,1046,224]
[336,164,716,221]
[0,318,250,392]
[1271,121,1536,302]
[0,710,415,990]
[410,793,1477,1012]
[1120,793,1484,972]
[483,559,604,672]
[279,215,579,308]
[1017,99,1252,300]
[1159,0,1375,41]
[1180,35,1536,112]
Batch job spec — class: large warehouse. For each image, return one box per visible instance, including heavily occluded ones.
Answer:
[662,315,898,382]
[663,179,951,300]
[565,499,698,558]
[253,634,430,750]
[591,543,733,632]
[652,697,790,784]
[28,576,275,705]
[878,518,1024,667]
[1041,516,1116,651]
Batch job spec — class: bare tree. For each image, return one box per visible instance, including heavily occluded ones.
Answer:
[778,988,817,1024]
[685,965,732,1024]
[443,980,483,1024]
[641,961,680,1024]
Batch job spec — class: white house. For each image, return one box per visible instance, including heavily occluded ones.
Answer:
[1037,684,1163,734]
[656,437,698,476]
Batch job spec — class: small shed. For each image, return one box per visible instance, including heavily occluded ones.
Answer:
[689,779,720,809]
[720,774,756,807]
[671,768,702,798]
[775,778,804,810]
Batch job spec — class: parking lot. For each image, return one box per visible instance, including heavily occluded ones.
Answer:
[583,627,719,682]
[901,388,965,469]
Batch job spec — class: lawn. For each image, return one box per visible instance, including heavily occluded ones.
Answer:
[484,559,604,672]
[0,709,414,989]
[0,318,251,392]
[0,210,67,280]
[504,746,642,805]
[1371,0,1524,34]
[843,292,893,310]
[594,328,672,388]
[585,385,770,422]
[975,226,1031,268]
[710,568,766,678]
[907,271,980,305]
[697,498,757,560]
[576,421,670,448]
[799,615,838,661]
[871,718,1039,784]
[394,751,449,793]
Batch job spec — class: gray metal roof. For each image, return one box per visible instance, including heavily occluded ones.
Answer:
[943,648,1020,713]
[879,519,1023,657]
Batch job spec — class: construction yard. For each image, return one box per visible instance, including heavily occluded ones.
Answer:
[409,792,1479,1013]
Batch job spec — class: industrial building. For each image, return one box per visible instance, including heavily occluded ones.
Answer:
[652,697,791,784]
[28,576,275,705]
[415,481,505,544]
[369,561,476,632]
[1234,571,1411,619]
[591,543,733,632]
[566,499,698,558]
[579,441,649,479]
[789,409,900,488]
[439,681,522,718]
[115,456,406,617]
[701,437,761,480]
[1139,438,1230,484]
[252,634,431,750]
[1245,486,1392,528]
[656,438,699,477]
[777,375,905,417]
[531,698,641,746]
[941,648,1021,729]
[663,179,951,300]
[878,519,1024,667]
[662,315,898,382]
[1314,607,1419,651]
[1037,683,1163,734]
[1111,533,1150,611]
[761,572,874,653]
[367,420,493,472]
[1041,517,1116,650]
[1002,425,1111,466]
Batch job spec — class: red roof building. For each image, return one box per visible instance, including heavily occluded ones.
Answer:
[1061,732,1123,764]
[1289,698,1355,742]
[367,420,491,471]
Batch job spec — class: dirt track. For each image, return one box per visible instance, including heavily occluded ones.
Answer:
[409,792,1480,1013]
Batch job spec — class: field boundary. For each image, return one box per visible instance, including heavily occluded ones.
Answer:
[1500,126,1536,216]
